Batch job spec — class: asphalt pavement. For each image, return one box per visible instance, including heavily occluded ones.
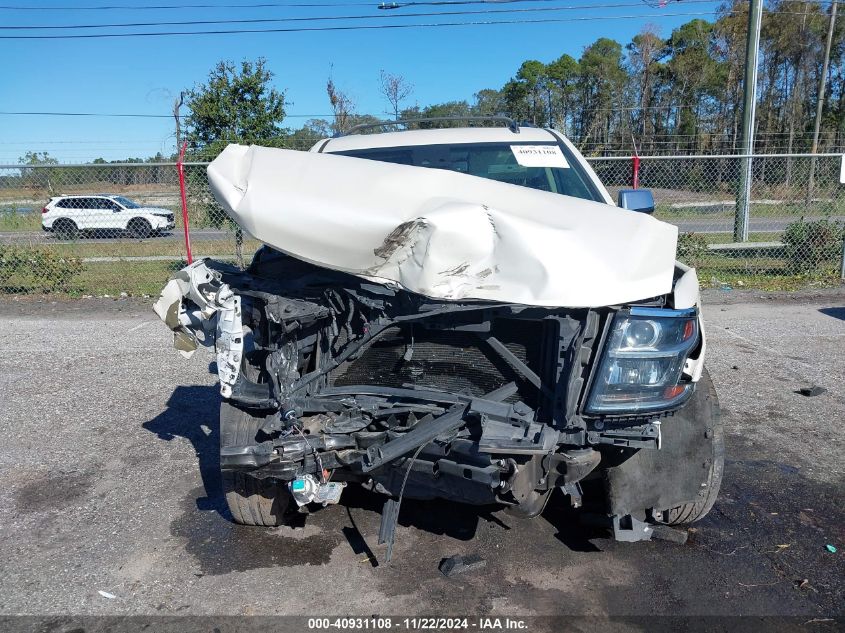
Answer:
[0,291,843,629]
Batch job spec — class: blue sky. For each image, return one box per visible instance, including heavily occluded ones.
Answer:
[0,0,724,163]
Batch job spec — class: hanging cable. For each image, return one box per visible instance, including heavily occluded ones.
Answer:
[0,0,719,29]
[0,11,727,39]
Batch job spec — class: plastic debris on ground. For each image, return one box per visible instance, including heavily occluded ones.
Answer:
[798,386,827,397]
[651,524,690,544]
[439,554,487,577]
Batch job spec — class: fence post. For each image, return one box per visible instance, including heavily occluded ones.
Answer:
[840,231,845,280]
[177,142,193,264]
[631,154,640,189]
[735,0,762,243]
[735,156,753,243]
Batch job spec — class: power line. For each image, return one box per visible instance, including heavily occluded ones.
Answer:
[0,111,170,118]
[0,11,727,39]
[4,138,175,144]
[0,1,718,30]
[0,1,374,9]
[0,111,332,117]
[0,0,698,10]
[387,0,691,6]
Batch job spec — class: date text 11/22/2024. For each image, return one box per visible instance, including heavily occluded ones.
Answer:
[307,617,529,630]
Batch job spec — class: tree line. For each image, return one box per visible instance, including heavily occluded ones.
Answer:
[301,1,844,156]
[16,0,845,165]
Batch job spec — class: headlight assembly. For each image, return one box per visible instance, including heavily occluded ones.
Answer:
[585,307,699,415]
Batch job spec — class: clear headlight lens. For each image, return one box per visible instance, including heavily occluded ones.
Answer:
[586,307,699,414]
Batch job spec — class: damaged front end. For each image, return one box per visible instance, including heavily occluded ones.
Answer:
[155,249,711,553]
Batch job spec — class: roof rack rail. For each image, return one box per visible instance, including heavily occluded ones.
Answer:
[337,116,520,137]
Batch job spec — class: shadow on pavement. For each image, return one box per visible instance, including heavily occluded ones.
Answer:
[142,384,225,517]
[340,482,500,542]
[541,491,606,552]
[818,306,845,321]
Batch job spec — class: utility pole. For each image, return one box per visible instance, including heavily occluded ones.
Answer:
[735,0,763,243]
[808,0,838,203]
[173,91,185,153]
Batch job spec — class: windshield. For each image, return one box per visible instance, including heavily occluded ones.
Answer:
[333,141,603,203]
[112,196,140,209]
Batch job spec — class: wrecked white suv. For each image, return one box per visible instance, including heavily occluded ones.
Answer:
[155,120,722,555]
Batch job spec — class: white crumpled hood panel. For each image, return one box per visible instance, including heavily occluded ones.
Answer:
[207,144,678,308]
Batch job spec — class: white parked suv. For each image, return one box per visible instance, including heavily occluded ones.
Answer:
[41,194,175,239]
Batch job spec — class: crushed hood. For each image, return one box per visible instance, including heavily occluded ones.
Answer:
[207,144,678,308]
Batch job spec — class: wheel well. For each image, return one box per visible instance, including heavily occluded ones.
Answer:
[601,368,722,520]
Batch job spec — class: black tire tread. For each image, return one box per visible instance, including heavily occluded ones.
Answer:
[663,368,724,525]
[127,217,152,239]
[54,218,78,240]
[220,400,291,526]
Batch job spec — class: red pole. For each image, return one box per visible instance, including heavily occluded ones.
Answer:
[177,141,193,264]
[631,154,641,190]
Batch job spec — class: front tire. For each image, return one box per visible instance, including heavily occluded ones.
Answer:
[219,400,293,526]
[127,217,152,239]
[661,369,724,525]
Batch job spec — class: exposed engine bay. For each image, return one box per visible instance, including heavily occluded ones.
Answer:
[155,247,715,555]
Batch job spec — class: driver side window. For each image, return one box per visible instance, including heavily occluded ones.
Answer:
[91,198,119,211]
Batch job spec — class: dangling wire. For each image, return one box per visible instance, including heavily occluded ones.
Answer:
[293,423,327,483]
[384,443,427,562]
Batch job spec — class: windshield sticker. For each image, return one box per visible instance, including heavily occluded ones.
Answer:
[510,145,570,168]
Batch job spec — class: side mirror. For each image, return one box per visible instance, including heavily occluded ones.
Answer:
[617,189,655,214]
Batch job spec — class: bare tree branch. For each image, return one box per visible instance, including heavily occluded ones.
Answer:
[379,71,414,120]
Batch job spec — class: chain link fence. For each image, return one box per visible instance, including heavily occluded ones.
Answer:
[1,152,843,296]
[590,154,845,289]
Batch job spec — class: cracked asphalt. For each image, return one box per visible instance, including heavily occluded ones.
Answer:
[0,290,843,626]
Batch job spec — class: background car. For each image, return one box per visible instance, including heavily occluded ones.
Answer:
[41,194,175,239]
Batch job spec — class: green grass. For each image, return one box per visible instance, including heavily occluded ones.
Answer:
[697,268,843,291]
[0,243,262,297]
[0,258,177,297]
[654,199,845,221]
[0,208,43,231]
[694,231,783,245]
[45,238,260,259]
[72,260,180,296]
[691,249,844,291]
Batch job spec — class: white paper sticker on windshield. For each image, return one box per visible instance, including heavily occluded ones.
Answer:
[510,145,570,169]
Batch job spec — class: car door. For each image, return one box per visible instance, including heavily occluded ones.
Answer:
[101,198,129,235]
[71,197,99,230]
[54,197,81,226]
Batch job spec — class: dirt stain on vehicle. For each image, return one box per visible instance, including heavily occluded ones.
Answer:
[170,486,344,575]
[14,471,94,514]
